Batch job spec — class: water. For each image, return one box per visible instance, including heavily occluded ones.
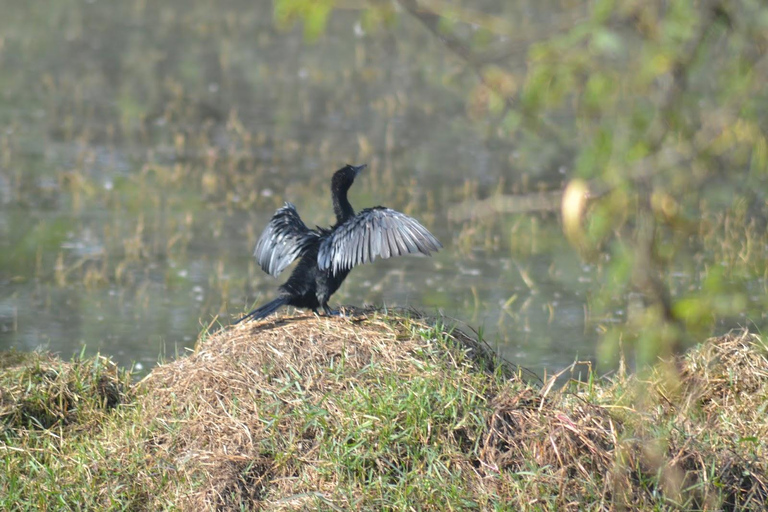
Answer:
[1,0,765,376]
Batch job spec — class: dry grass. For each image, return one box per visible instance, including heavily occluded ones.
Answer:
[477,330,768,510]
[1,313,767,510]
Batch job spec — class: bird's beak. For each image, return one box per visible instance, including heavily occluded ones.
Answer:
[352,164,367,175]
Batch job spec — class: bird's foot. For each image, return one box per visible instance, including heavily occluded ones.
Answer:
[322,306,345,317]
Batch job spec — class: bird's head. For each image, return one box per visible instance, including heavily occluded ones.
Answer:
[332,164,367,191]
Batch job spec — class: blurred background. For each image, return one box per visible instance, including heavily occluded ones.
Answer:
[1,0,766,376]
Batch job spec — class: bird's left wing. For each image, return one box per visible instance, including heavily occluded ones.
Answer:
[317,207,442,275]
[254,202,320,277]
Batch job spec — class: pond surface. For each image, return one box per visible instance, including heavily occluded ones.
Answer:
[1,0,765,376]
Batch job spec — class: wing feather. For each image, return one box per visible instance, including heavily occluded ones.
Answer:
[386,220,400,256]
[317,207,442,275]
[394,225,410,254]
[380,217,391,259]
[361,222,369,266]
[254,202,319,276]
[398,223,419,254]
[358,222,368,268]
[369,215,380,263]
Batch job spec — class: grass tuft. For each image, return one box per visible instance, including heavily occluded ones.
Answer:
[1,351,130,431]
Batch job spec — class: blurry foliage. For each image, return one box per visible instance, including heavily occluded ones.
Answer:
[539,0,768,365]
[274,0,768,364]
[275,0,336,40]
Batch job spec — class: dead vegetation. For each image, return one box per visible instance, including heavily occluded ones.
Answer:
[1,313,767,510]
[478,331,768,510]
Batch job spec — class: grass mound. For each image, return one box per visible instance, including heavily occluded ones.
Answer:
[1,313,766,510]
[138,313,508,509]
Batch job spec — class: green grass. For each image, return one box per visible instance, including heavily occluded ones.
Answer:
[1,313,766,510]
[0,351,165,510]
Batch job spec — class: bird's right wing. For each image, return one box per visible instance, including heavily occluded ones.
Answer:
[317,207,442,275]
[254,202,320,277]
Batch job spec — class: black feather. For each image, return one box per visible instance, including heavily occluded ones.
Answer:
[254,202,320,277]
[236,165,441,324]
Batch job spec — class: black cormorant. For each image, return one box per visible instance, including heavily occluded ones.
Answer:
[235,164,442,323]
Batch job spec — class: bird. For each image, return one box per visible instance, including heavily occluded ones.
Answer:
[235,164,442,324]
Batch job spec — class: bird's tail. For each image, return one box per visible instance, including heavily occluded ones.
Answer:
[234,296,288,324]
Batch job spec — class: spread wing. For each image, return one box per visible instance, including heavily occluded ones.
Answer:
[254,202,320,277]
[317,207,442,275]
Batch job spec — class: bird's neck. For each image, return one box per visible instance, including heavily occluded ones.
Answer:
[332,186,355,224]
